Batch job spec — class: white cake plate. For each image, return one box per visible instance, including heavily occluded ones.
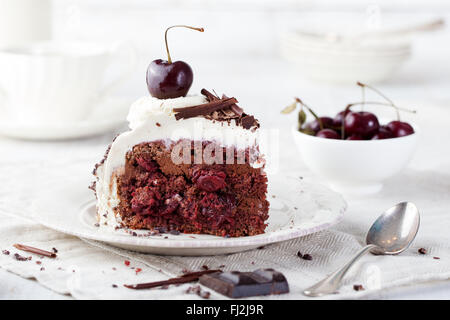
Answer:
[31,174,346,256]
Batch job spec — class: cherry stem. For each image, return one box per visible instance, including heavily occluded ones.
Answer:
[361,85,366,111]
[295,97,323,130]
[164,25,204,64]
[357,82,401,120]
[346,101,417,114]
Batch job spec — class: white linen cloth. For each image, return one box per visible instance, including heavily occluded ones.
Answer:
[0,113,449,299]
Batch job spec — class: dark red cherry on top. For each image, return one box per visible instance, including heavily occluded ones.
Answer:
[306,117,334,133]
[386,121,415,137]
[316,128,340,139]
[146,25,204,99]
[344,111,379,138]
[147,60,193,99]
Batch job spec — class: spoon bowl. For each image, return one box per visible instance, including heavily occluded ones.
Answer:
[303,201,420,297]
[367,202,420,255]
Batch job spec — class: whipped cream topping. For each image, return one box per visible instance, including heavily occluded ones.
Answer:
[94,94,264,227]
[127,95,207,129]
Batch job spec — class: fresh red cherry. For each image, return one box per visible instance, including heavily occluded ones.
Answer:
[146,25,204,99]
[344,111,379,138]
[346,134,364,140]
[371,126,394,140]
[316,129,340,139]
[147,60,193,99]
[306,117,334,133]
[386,121,414,137]
[332,110,348,127]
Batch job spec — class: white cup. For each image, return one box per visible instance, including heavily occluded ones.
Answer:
[0,41,136,124]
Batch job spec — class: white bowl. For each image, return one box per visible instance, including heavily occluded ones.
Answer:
[291,125,418,195]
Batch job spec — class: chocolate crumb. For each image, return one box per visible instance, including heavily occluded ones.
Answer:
[2,250,10,255]
[297,251,303,258]
[418,248,427,255]
[164,236,168,239]
[257,246,265,250]
[156,122,161,127]
[112,267,117,271]
[218,264,225,268]
[353,284,364,291]
[36,261,42,265]
[302,254,313,261]
[132,232,137,237]
[160,285,169,290]
[201,265,209,270]
[155,226,167,234]
[40,267,45,271]
[52,248,58,253]
[112,284,118,288]
[14,253,29,261]
[433,257,440,260]
[185,285,211,299]
[94,223,100,227]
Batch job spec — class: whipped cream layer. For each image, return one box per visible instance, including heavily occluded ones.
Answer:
[95,95,263,227]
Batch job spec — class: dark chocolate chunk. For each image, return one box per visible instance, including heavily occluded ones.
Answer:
[199,268,289,298]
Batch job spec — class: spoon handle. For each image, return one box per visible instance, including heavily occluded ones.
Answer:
[303,244,378,297]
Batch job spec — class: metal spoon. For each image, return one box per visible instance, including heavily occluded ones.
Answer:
[303,202,420,297]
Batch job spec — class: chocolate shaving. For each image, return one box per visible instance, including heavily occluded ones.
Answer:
[124,269,221,290]
[173,88,259,129]
[174,97,238,120]
[13,244,57,258]
[222,94,244,116]
[200,88,219,101]
[241,115,256,129]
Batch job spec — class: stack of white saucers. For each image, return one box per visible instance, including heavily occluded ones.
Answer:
[280,30,412,84]
[279,13,443,84]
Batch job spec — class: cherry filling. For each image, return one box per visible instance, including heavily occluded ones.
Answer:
[192,169,227,192]
[115,141,269,237]
[123,155,238,231]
